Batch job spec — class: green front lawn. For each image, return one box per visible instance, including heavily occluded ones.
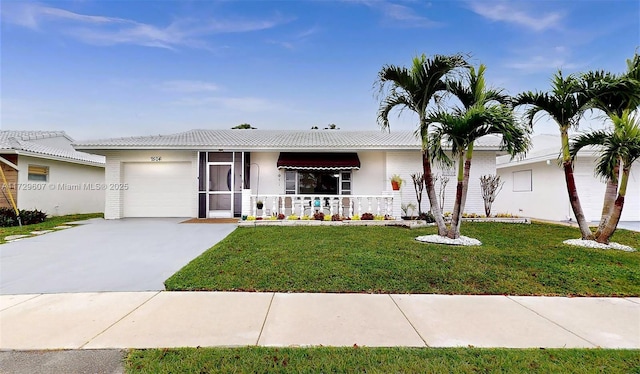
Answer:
[126,347,640,374]
[165,223,640,296]
[0,213,103,244]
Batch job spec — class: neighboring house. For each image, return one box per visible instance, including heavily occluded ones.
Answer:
[74,129,505,220]
[494,134,640,222]
[0,131,105,216]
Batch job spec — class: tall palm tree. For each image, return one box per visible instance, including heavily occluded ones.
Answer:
[376,53,468,236]
[429,104,529,238]
[432,63,522,238]
[579,54,640,239]
[570,110,640,243]
[515,72,594,240]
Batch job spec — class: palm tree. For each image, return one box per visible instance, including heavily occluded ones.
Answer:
[376,53,468,236]
[515,72,594,240]
[445,64,511,109]
[432,63,523,238]
[429,104,529,238]
[579,54,640,239]
[570,110,640,243]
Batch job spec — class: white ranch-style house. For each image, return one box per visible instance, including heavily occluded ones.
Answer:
[0,130,105,216]
[75,130,506,220]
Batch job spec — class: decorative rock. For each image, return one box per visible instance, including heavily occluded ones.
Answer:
[53,225,72,229]
[4,235,30,241]
[415,234,482,246]
[30,230,54,235]
[563,239,636,252]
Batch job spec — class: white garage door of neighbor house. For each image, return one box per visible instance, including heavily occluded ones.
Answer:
[123,162,193,217]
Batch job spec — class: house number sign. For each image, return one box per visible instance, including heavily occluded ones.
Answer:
[150,156,162,162]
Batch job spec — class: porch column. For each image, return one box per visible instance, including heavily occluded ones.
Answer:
[242,189,252,217]
[383,190,402,220]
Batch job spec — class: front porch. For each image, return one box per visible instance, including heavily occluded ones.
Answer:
[241,192,399,219]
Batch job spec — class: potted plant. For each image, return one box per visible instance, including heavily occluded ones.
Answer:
[256,200,264,210]
[390,174,403,190]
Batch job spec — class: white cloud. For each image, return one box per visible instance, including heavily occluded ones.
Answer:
[268,25,320,50]
[1,2,291,49]
[505,56,583,72]
[354,0,442,28]
[159,80,220,93]
[467,1,563,31]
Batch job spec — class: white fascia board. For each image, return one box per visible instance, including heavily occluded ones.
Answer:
[15,150,105,168]
[497,149,598,169]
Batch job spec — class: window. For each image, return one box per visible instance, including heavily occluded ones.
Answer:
[28,165,49,182]
[285,171,297,194]
[284,170,352,194]
[341,172,351,195]
[513,170,532,192]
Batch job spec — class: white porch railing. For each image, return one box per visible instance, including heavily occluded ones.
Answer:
[249,194,394,218]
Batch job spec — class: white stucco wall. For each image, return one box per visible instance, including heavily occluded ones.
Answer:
[495,158,640,222]
[494,161,568,220]
[100,150,198,219]
[352,151,386,195]
[16,155,105,216]
[385,150,497,215]
[248,152,280,196]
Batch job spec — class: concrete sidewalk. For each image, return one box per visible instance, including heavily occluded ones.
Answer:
[1,292,638,350]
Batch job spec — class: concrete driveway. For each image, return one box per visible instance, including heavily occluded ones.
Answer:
[0,218,236,295]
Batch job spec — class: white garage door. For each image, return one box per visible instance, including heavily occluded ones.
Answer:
[123,162,193,217]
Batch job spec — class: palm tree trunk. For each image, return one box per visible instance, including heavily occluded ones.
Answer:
[595,162,619,239]
[561,131,593,240]
[448,153,465,239]
[423,149,447,236]
[448,146,473,239]
[596,167,630,244]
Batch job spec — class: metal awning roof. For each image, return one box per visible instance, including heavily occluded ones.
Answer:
[277,152,361,170]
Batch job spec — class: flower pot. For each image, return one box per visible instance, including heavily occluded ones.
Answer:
[391,181,400,190]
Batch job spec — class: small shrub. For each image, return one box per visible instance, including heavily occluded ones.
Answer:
[313,212,325,221]
[277,213,285,220]
[418,212,435,223]
[351,214,360,220]
[288,215,299,220]
[496,212,519,218]
[331,214,342,221]
[301,215,312,220]
[0,208,47,227]
[323,214,331,221]
[361,213,374,220]
[246,216,256,221]
[374,215,385,221]
[462,212,481,218]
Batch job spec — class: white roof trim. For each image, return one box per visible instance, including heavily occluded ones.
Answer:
[0,155,19,171]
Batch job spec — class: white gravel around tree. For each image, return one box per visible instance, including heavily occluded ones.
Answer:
[563,239,637,252]
[415,235,482,246]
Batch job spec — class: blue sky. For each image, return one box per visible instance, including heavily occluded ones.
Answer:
[1,0,638,140]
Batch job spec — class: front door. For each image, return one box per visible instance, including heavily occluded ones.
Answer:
[208,163,233,218]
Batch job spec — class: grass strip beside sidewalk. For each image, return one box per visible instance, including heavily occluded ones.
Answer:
[126,347,640,374]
